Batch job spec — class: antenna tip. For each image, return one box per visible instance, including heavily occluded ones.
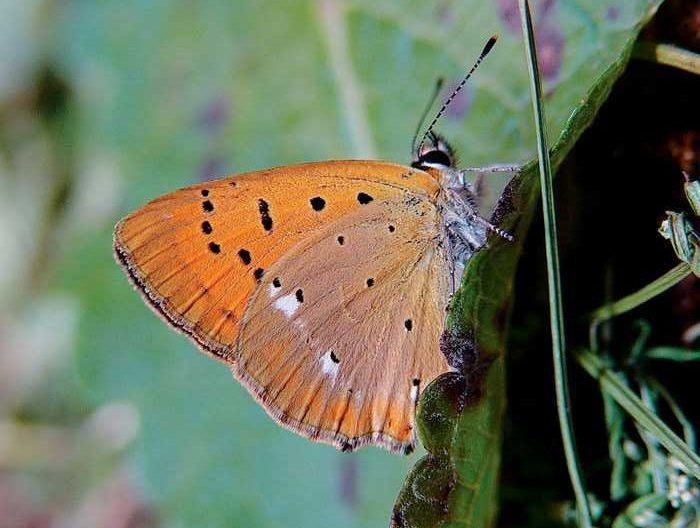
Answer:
[483,34,498,55]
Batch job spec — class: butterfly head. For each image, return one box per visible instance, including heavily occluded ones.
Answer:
[411,133,456,171]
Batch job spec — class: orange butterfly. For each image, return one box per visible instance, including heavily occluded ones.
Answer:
[114,35,513,454]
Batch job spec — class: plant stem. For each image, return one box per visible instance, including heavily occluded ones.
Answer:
[590,263,691,322]
[519,1,593,526]
[576,350,700,480]
[647,377,697,452]
[633,41,700,75]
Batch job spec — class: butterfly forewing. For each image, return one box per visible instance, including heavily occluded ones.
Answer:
[114,160,450,453]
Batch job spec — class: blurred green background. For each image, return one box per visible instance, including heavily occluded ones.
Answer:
[1,1,690,527]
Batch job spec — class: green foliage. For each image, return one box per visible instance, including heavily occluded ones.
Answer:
[19,0,671,526]
[577,173,700,527]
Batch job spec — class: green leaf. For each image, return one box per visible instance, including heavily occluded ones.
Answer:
[392,1,664,526]
[611,494,668,528]
[646,347,700,362]
[47,0,662,527]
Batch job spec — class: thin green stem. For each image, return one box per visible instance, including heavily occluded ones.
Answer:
[637,382,667,493]
[590,263,691,322]
[647,377,697,452]
[646,347,700,362]
[633,41,700,76]
[518,1,592,526]
[576,350,700,480]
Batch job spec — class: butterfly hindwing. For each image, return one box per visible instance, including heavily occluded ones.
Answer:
[237,193,452,452]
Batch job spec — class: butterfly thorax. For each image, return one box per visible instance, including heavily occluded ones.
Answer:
[424,166,489,291]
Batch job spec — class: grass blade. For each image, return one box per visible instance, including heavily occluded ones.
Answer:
[518,1,593,526]
[590,263,691,322]
[633,42,700,75]
[576,350,700,480]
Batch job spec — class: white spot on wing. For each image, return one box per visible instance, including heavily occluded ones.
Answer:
[410,384,419,403]
[319,350,339,381]
[273,293,298,318]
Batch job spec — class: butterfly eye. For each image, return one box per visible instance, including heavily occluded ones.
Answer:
[418,149,452,168]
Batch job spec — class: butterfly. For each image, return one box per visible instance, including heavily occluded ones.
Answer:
[113,35,513,454]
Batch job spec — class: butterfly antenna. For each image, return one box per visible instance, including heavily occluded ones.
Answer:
[416,34,498,155]
[411,77,444,156]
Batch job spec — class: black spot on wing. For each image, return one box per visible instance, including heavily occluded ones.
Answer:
[357,192,374,204]
[404,319,413,331]
[201,221,212,234]
[272,277,281,288]
[208,242,221,254]
[201,189,209,197]
[254,267,264,281]
[310,196,326,211]
[337,236,345,246]
[295,289,304,303]
[258,199,273,231]
[238,249,251,265]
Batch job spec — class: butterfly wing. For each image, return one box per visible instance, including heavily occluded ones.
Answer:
[237,193,452,453]
[114,160,451,453]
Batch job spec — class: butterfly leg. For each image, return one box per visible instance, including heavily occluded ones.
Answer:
[472,214,514,241]
[456,165,518,241]
[444,234,460,295]
[458,164,520,206]
[459,163,521,174]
